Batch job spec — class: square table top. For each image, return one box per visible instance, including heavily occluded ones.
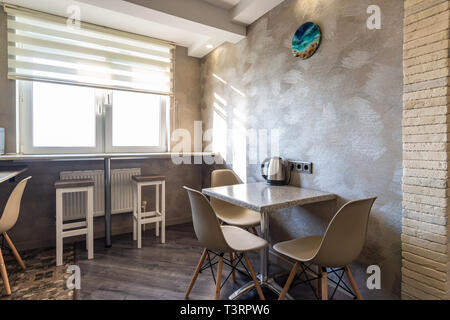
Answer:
[202,182,336,213]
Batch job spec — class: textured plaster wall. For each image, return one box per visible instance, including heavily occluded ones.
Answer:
[201,0,403,299]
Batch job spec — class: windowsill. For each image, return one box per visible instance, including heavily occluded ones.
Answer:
[0,152,218,162]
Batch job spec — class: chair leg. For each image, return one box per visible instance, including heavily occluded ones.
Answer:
[243,252,265,300]
[185,249,208,299]
[2,233,25,270]
[215,255,224,300]
[317,265,322,298]
[0,248,11,295]
[251,227,258,236]
[230,252,236,283]
[279,262,300,300]
[321,267,328,300]
[345,266,363,300]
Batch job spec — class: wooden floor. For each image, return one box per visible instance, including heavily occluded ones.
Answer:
[76,224,349,300]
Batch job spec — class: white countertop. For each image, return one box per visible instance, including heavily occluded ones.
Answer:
[0,167,28,183]
[0,152,217,162]
[202,182,336,213]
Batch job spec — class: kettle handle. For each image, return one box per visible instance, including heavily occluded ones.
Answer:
[261,158,271,181]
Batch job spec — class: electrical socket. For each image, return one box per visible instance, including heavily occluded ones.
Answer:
[288,160,313,174]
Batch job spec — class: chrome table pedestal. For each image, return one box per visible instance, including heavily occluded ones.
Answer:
[229,211,294,300]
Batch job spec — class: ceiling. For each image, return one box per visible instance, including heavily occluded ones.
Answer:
[2,0,285,57]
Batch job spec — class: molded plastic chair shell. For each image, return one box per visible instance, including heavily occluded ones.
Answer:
[184,186,268,253]
[0,177,32,234]
[184,186,231,253]
[274,197,376,268]
[210,170,260,227]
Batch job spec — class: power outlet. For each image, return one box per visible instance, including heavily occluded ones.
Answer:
[289,160,313,174]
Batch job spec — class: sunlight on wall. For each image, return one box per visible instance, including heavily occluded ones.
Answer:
[232,119,247,183]
[213,90,228,162]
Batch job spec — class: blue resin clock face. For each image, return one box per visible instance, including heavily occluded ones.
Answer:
[292,22,321,59]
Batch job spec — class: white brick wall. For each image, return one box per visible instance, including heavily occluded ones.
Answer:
[402,0,450,300]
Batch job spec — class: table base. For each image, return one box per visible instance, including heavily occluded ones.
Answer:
[229,274,294,300]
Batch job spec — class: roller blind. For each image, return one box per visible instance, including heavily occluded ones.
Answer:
[4,4,174,95]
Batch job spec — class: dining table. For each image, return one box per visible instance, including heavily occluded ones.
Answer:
[202,182,336,300]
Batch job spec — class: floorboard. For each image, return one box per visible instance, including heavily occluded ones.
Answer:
[76,224,349,300]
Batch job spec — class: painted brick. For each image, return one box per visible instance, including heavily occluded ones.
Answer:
[402,268,448,291]
[405,1,450,25]
[401,234,448,253]
[402,0,450,300]
[403,142,449,151]
[402,282,443,300]
[403,87,449,101]
[404,11,450,36]
[403,133,449,143]
[404,77,449,93]
[402,277,446,298]
[403,160,448,169]
[405,0,449,16]
[404,96,448,109]
[403,259,447,281]
[403,151,449,161]
[402,201,448,216]
[403,251,448,272]
[403,242,448,264]
[404,106,448,118]
[403,176,449,188]
[403,123,449,134]
[403,217,448,235]
[404,30,449,50]
[403,225,448,244]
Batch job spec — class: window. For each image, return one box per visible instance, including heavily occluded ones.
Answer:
[6,4,173,155]
[19,81,168,154]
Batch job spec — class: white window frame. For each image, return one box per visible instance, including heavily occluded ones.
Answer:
[18,81,169,155]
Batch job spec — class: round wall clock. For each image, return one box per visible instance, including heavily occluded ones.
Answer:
[292,22,321,59]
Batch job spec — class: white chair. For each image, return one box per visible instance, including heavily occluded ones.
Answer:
[55,179,94,266]
[132,175,166,248]
[0,177,31,295]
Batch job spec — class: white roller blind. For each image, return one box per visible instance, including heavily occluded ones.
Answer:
[4,4,174,95]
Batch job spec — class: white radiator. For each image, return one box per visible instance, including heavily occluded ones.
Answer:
[60,168,141,221]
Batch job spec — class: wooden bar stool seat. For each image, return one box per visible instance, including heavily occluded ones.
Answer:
[132,175,166,248]
[55,179,95,266]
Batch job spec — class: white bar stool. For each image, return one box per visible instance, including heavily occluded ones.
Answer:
[55,179,94,266]
[132,175,166,248]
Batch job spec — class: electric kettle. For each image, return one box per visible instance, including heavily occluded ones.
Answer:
[261,157,286,186]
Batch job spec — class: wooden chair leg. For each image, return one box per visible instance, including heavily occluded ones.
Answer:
[279,262,300,300]
[215,255,224,300]
[2,233,25,270]
[185,249,208,299]
[321,268,328,300]
[230,252,236,283]
[243,252,265,300]
[317,265,322,298]
[345,266,363,300]
[0,248,11,296]
[251,227,258,236]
